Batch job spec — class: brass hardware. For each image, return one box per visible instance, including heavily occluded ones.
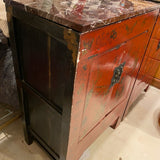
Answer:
[110,62,126,88]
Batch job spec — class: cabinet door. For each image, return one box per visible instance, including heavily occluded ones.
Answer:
[78,46,130,139]
[67,31,149,160]
[78,33,148,139]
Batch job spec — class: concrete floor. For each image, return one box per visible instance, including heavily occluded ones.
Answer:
[0,0,9,37]
[0,86,160,160]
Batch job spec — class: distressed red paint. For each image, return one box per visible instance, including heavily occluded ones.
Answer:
[66,10,159,160]
[125,13,160,115]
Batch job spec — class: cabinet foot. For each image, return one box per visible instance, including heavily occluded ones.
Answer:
[23,123,33,145]
[24,129,33,145]
[144,85,149,92]
[110,117,121,129]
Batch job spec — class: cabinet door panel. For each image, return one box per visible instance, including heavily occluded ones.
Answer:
[79,46,131,139]
[66,31,149,160]
[75,32,148,140]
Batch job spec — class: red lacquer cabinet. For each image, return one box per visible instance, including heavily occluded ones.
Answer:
[67,11,159,160]
[6,0,160,160]
[150,13,160,88]
[124,11,160,116]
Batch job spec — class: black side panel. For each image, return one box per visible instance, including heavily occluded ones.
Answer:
[14,19,71,109]
[14,19,49,99]
[7,6,80,160]
[50,38,68,108]
[24,87,61,156]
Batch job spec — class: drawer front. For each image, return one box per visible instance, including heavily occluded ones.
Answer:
[141,57,160,77]
[74,32,148,140]
[24,87,62,155]
[147,39,160,60]
[152,13,160,40]
[79,10,157,61]
[152,78,160,89]
[126,57,160,111]
[155,65,160,79]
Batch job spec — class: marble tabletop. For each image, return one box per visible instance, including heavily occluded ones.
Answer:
[5,0,160,32]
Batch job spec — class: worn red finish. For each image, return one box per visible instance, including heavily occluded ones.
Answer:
[125,57,160,112]
[125,14,160,115]
[66,10,158,160]
[146,39,160,60]
[150,13,160,88]
[124,12,160,115]
[152,13,160,40]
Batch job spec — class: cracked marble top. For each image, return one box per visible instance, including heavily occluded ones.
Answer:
[5,0,160,32]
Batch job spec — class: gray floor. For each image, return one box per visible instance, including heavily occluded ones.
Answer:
[0,86,160,160]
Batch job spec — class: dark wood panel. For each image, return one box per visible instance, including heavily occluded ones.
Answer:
[6,5,80,160]
[50,38,70,108]
[13,19,77,109]
[24,86,62,156]
[14,19,50,99]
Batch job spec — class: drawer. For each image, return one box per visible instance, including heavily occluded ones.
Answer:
[23,87,62,155]
[141,57,160,77]
[152,77,160,89]
[155,66,160,79]
[79,11,157,60]
[152,13,160,40]
[147,39,160,60]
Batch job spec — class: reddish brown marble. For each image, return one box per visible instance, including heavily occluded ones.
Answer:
[5,0,160,32]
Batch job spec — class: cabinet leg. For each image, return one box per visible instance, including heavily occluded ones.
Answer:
[144,85,149,92]
[22,116,33,145]
[110,117,121,129]
[23,124,33,145]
